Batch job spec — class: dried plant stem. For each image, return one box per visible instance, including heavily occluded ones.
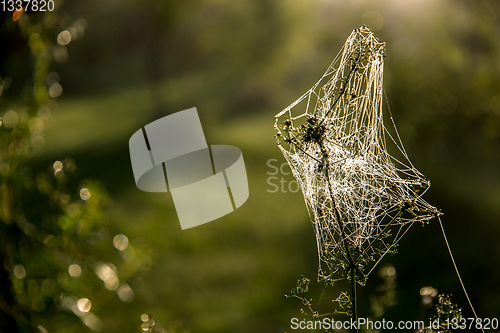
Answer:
[350,266,358,333]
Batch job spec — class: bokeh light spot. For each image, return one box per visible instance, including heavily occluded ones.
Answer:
[77,298,91,312]
[104,275,119,290]
[13,9,23,21]
[57,30,72,45]
[117,284,134,303]
[95,263,115,280]
[73,18,87,38]
[49,83,63,98]
[113,234,129,251]
[46,72,60,85]
[83,313,103,331]
[69,264,82,277]
[13,265,26,279]
[53,160,63,173]
[3,110,19,129]
[38,106,51,119]
[80,188,91,200]
[95,262,120,290]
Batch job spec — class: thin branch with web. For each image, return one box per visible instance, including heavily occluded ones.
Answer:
[275,26,440,284]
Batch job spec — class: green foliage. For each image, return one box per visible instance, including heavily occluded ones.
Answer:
[296,275,311,294]
[434,294,462,325]
[285,275,313,310]
[285,274,353,329]
[334,291,352,317]
[0,7,150,333]
[417,294,463,333]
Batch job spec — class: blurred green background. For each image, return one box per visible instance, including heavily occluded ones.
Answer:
[1,0,500,332]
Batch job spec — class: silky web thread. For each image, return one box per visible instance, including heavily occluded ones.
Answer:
[438,216,484,332]
[275,26,439,281]
[275,26,483,324]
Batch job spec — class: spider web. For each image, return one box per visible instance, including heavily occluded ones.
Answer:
[275,26,440,283]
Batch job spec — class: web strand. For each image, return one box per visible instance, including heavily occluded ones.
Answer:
[275,26,439,282]
[438,216,484,332]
